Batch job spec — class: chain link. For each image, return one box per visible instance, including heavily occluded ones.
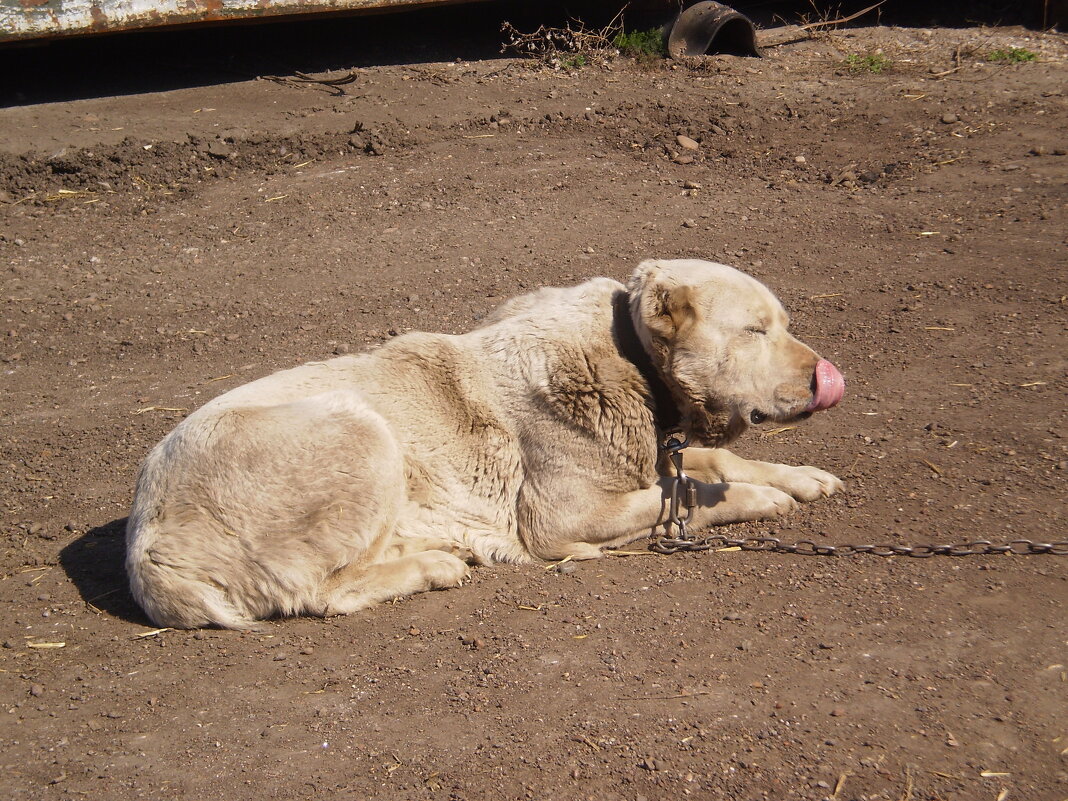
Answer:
[653,435,1067,557]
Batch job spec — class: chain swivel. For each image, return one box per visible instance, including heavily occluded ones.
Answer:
[660,430,697,546]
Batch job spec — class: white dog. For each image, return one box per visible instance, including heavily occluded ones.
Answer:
[126,259,844,628]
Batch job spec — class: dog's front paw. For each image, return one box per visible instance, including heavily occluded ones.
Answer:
[707,483,798,524]
[750,485,799,518]
[773,465,844,502]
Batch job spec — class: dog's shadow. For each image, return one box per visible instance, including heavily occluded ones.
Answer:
[60,518,152,625]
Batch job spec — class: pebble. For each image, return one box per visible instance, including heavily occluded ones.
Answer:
[555,561,577,574]
[682,180,702,190]
[30,684,44,697]
[682,219,698,228]
[272,653,288,661]
[829,707,845,717]
[206,140,233,158]
[333,343,352,355]
[300,647,314,655]
[672,154,695,165]
[710,124,727,136]
[676,135,700,150]
[723,613,743,621]
[941,112,958,124]
[794,155,807,164]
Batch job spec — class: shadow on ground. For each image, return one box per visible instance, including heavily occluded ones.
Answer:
[59,517,152,626]
[0,0,633,107]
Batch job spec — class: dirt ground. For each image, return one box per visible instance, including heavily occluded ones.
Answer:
[1,7,1066,800]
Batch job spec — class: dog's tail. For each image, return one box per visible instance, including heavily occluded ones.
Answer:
[126,515,260,630]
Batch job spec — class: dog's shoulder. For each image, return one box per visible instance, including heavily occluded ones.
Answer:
[475,277,654,460]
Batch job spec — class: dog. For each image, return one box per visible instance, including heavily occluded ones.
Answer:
[126,259,844,628]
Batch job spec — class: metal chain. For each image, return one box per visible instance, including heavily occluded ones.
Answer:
[664,431,697,541]
[650,533,1068,556]
[652,436,1067,557]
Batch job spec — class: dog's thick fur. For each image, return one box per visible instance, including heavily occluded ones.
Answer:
[126,259,844,628]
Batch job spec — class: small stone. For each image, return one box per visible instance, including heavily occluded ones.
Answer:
[555,561,577,574]
[723,613,743,621]
[829,707,845,717]
[672,154,695,165]
[710,124,727,136]
[408,626,421,636]
[29,684,44,697]
[333,343,352,355]
[682,180,702,190]
[941,113,958,124]
[1029,146,1048,156]
[682,219,698,228]
[816,780,831,789]
[272,653,288,661]
[676,135,700,150]
[26,522,43,535]
[794,155,807,164]
[206,140,233,158]
[300,647,314,655]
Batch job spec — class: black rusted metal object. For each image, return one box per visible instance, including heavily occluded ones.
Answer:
[666,1,761,58]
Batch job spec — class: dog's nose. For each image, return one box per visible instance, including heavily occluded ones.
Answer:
[805,359,845,411]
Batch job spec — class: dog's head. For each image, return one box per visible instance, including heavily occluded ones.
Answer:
[628,259,844,447]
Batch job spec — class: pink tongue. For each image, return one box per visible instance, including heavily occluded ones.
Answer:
[806,359,845,412]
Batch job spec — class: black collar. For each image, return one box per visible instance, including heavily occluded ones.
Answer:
[611,290,681,434]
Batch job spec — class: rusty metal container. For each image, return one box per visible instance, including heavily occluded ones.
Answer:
[1,0,476,43]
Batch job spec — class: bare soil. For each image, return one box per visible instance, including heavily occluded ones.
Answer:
[1,11,1066,801]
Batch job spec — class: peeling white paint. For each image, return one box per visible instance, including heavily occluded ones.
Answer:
[1,0,460,41]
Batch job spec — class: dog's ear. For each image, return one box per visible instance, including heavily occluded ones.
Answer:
[629,260,698,341]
